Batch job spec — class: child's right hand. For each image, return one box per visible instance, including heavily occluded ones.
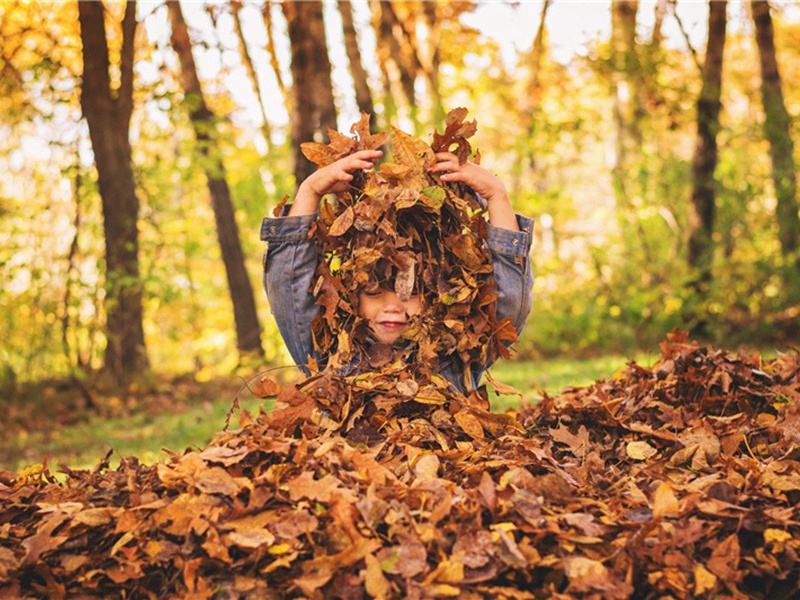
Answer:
[289,150,383,216]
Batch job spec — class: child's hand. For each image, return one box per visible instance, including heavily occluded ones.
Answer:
[289,150,383,216]
[428,152,507,204]
[428,152,519,231]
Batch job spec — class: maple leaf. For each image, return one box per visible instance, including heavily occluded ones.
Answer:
[432,107,477,164]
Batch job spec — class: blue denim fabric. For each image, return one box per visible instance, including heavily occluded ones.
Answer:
[261,206,534,394]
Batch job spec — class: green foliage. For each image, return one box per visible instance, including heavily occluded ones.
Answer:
[0,2,798,384]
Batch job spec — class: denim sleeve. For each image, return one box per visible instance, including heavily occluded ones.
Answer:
[260,208,319,372]
[486,214,534,337]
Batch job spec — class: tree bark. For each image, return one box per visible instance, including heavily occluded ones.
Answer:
[339,0,375,124]
[168,0,264,358]
[282,0,338,187]
[751,0,800,262]
[687,0,727,288]
[78,0,149,381]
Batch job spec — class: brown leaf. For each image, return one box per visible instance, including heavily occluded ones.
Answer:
[707,533,741,583]
[329,206,355,237]
[652,481,680,519]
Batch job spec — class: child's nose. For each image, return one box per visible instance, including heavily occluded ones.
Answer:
[384,292,404,312]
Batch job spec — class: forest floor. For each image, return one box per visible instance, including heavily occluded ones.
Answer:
[0,353,658,474]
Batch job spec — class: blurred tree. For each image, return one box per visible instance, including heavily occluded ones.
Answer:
[78,0,149,381]
[282,0,337,187]
[521,0,551,173]
[168,0,264,359]
[687,1,727,303]
[610,0,654,264]
[369,0,419,128]
[750,0,799,269]
[231,1,273,151]
[339,0,375,125]
[419,1,445,126]
[261,1,290,116]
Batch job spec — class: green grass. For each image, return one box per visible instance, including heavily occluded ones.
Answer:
[486,352,656,411]
[4,395,271,475]
[1,354,654,474]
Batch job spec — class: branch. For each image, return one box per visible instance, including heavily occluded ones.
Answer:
[668,0,702,74]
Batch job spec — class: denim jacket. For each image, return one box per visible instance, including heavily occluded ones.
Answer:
[261,206,534,394]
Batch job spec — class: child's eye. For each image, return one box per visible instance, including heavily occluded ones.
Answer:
[363,290,383,297]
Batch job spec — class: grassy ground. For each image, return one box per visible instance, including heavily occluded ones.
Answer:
[1,353,656,474]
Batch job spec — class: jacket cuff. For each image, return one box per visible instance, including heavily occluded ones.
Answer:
[260,205,317,242]
[486,215,534,257]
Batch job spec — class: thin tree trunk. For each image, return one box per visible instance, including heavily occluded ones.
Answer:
[368,0,398,125]
[751,0,800,263]
[282,0,338,186]
[78,0,149,381]
[370,0,418,127]
[168,1,264,358]
[261,1,290,116]
[610,0,654,264]
[650,0,667,50]
[687,0,727,289]
[231,0,272,150]
[523,0,551,173]
[420,0,445,126]
[339,0,375,124]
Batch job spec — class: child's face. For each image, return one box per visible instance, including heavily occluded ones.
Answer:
[358,287,421,344]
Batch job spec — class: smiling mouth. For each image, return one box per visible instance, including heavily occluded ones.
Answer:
[377,321,405,329]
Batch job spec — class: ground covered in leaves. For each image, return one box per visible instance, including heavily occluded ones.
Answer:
[4,114,799,598]
[1,332,800,599]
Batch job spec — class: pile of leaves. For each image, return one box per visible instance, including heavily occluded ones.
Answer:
[1,331,800,599]
[296,109,517,388]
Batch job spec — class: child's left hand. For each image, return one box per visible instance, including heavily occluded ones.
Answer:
[428,152,507,204]
[428,152,519,231]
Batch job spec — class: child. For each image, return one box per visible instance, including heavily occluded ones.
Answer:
[261,147,534,394]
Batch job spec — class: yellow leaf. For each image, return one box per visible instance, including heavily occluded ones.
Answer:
[435,559,463,584]
[490,522,517,533]
[626,440,658,461]
[268,544,292,555]
[365,553,392,599]
[693,564,717,595]
[765,528,792,544]
[433,584,461,597]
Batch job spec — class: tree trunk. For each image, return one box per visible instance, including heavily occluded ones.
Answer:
[339,0,375,124]
[610,1,654,263]
[370,0,418,128]
[687,0,727,289]
[523,0,551,173]
[282,0,338,187]
[261,1,290,116]
[168,0,264,358]
[78,0,149,381]
[231,0,272,150]
[420,1,445,126]
[751,0,800,263]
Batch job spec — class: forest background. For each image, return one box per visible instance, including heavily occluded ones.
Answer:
[1,0,799,398]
